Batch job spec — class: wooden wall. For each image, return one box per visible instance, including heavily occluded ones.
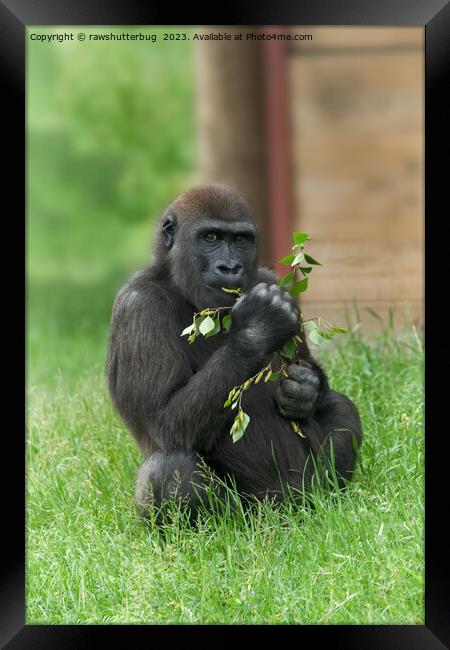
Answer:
[287,27,424,329]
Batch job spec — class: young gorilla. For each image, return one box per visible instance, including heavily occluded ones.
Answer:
[106,184,363,520]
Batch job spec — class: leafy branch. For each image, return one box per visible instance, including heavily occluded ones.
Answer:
[180,288,243,344]
[180,232,347,443]
[223,359,286,442]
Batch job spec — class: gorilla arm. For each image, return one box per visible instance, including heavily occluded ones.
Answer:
[107,281,272,456]
[274,363,362,481]
[256,267,329,421]
[256,267,363,468]
[152,339,266,454]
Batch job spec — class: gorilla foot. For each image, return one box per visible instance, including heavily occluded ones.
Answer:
[135,451,223,522]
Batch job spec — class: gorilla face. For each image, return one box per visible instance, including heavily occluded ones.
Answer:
[167,217,258,309]
[193,218,257,298]
[159,185,259,309]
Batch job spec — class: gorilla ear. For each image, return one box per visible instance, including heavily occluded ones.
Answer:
[162,214,177,249]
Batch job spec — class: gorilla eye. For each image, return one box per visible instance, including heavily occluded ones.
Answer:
[235,235,246,244]
[205,233,218,242]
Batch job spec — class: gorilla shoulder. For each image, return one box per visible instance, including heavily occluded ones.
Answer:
[111,267,177,324]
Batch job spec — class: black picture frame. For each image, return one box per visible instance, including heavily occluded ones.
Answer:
[3,0,448,647]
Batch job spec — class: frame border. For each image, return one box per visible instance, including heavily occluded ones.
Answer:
[3,0,448,647]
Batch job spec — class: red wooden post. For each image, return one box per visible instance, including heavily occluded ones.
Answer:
[260,26,294,275]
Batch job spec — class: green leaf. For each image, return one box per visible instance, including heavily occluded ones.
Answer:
[230,416,241,433]
[194,315,206,332]
[222,287,242,295]
[278,271,294,287]
[231,401,239,410]
[240,411,250,430]
[199,316,215,336]
[304,254,321,266]
[293,232,310,246]
[231,426,245,443]
[315,326,332,339]
[302,320,314,331]
[289,278,308,296]
[222,314,232,332]
[308,329,324,346]
[264,369,273,382]
[204,317,221,338]
[181,323,196,337]
[291,251,305,266]
[282,339,296,359]
[228,387,237,401]
[280,254,295,266]
[223,399,232,408]
[299,266,312,276]
[331,325,348,334]
[231,411,250,443]
[254,370,265,384]
[269,369,282,382]
[228,388,236,399]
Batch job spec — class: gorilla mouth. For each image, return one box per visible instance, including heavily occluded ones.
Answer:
[206,283,242,293]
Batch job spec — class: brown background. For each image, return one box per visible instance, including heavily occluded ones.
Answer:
[196,27,424,329]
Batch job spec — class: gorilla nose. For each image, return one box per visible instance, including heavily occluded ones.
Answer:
[214,261,243,280]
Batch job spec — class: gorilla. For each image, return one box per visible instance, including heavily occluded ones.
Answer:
[106,184,363,520]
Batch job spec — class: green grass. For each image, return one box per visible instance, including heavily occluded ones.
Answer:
[27,316,424,624]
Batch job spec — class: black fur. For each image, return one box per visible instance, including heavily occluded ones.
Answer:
[106,184,363,520]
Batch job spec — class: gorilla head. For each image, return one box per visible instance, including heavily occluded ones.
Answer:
[154,184,259,309]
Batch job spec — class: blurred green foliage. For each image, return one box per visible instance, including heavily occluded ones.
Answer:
[27,27,197,386]
[28,26,196,279]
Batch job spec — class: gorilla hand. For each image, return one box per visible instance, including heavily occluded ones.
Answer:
[230,283,299,356]
[275,361,322,420]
